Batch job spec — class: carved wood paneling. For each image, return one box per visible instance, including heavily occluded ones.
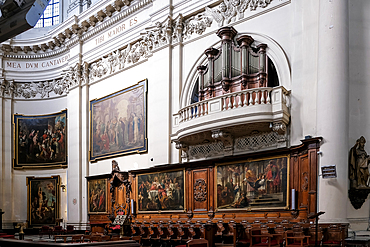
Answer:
[299,156,309,210]
[308,146,319,216]
[129,138,320,227]
[192,169,209,212]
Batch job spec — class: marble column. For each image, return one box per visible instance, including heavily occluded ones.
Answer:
[317,0,349,223]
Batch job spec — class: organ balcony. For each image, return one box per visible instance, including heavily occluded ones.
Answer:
[171,26,291,162]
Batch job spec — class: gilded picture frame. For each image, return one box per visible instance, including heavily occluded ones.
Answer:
[215,155,289,211]
[27,175,60,228]
[13,109,67,169]
[87,177,108,214]
[137,169,185,213]
[90,79,147,162]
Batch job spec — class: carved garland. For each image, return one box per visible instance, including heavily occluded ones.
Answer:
[194,178,207,202]
[0,63,82,99]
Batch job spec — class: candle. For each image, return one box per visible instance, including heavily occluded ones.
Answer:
[131,199,135,215]
[291,189,296,210]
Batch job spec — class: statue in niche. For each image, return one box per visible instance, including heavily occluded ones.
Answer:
[112,160,120,172]
[349,136,370,188]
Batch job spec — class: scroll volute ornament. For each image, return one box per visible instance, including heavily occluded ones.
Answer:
[194,178,207,202]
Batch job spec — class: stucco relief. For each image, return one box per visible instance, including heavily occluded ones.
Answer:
[0,63,83,99]
[4,0,279,98]
[88,0,275,82]
[88,41,150,83]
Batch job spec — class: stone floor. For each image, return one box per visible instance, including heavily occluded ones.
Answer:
[15,233,77,243]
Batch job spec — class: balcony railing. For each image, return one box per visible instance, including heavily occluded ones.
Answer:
[171,86,290,142]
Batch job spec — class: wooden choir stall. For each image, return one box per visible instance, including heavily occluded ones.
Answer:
[87,138,348,247]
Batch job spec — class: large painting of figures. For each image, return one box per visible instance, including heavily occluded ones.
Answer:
[13,110,67,169]
[216,156,289,210]
[137,170,185,212]
[27,176,60,228]
[90,79,147,162]
[87,177,108,214]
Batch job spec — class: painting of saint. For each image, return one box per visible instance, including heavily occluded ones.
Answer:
[27,176,60,227]
[90,80,147,161]
[216,156,288,210]
[13,110,67,169]
[88,178,108,213]
[137,170,184,212]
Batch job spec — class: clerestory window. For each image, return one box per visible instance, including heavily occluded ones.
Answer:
[35,0,60,28]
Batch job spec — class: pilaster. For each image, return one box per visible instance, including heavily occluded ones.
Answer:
[317,0,349,223]
[66,74,83,224]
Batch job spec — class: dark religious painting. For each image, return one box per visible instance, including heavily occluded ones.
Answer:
[13,110,67,169]
[27,176,60,227]
[87,178,108,214]
[137,170,185,212]
[216,156,289,210]
[90,79,147,162]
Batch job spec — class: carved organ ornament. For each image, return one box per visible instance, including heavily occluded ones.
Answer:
[197,26,271,101]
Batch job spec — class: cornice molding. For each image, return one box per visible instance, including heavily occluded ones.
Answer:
[0,0,152,59]
[3,0,287,99]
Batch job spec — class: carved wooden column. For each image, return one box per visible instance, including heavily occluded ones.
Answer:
[197,65,207,101]
[217,26,237,92]
[204,48,219,99]
[236,35,254,88]
[257,44,267,87]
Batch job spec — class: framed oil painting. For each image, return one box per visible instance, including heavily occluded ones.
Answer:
[90,79,147,162]
[27,175,60,228]
[216,155,289,211]
[13,109,67,169]
[137,169,185,213]
[87,177,108,214]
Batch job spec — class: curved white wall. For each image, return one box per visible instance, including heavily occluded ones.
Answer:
[1,0,370,231]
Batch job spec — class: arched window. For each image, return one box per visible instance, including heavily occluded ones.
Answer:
[190,79,199,104]
[35,0,60,28]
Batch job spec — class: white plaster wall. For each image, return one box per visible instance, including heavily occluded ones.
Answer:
[348,0,370,229]
[88,47,171,173]
[1,97,68,227]
[3,0,370,231]
[179,1,320,148]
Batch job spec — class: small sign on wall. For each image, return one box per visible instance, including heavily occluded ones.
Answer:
[321,165,337,179]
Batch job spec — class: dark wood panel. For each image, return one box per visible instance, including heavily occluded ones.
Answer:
[193,169,209,212]
[299,155,309,209]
